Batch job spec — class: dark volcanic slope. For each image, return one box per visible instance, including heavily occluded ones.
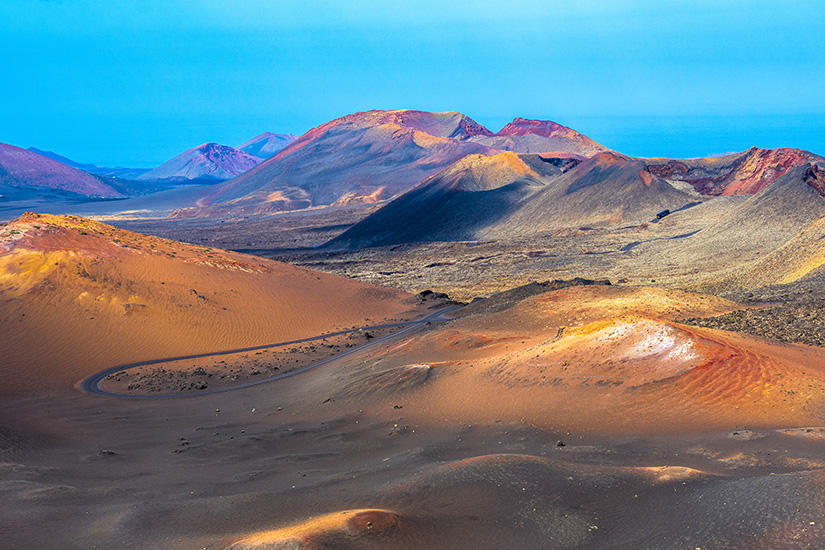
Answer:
[328,152,693,248]
[646,147,824,196]
[480,152,694,238]
[719,164,825,288]
[0,142,123,198]
[327,152,575,248]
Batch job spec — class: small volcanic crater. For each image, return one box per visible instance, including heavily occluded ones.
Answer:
[486,315,710,388]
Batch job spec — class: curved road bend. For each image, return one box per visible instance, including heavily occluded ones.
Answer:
[80,305,462,399]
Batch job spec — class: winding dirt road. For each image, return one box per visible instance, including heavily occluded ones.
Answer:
[80,305,461,399]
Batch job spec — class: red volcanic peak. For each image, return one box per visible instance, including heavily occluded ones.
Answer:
[724,147,816,195]
[497,118,571,138]
[473,117,611,156]
[645,147,824,196]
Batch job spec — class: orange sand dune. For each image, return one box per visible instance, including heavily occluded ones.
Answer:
[228,509,402,550]
[0,213,417,395]
[329,285,825,433]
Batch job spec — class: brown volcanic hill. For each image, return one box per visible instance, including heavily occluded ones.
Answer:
[469,117,611,156]
[479,153,693,238]
[191,110,500,215]
[0,213,417,395]
[327,152,692,248]
[0,142,123,198]
[646,147,824,196]
[326,152,578,248]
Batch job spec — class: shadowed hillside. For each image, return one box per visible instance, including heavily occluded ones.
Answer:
[326,152,577,248]
[328,152,693,248]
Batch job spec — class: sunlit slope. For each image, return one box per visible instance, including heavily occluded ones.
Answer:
[322,285,825,433]
[0,213,415,394]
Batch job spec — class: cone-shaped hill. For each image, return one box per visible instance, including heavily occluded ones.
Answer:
[326,152,578,248]
[479,153,693,239]
[0,213,417,395]
[327,152,693,248]
[136,142,264,182]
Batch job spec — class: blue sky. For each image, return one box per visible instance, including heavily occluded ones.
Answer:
[1,0,824,166]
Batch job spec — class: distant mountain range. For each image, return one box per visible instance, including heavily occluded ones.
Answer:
[5,112,824,239]
[1,132,289,203]
[27,147,150,180]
